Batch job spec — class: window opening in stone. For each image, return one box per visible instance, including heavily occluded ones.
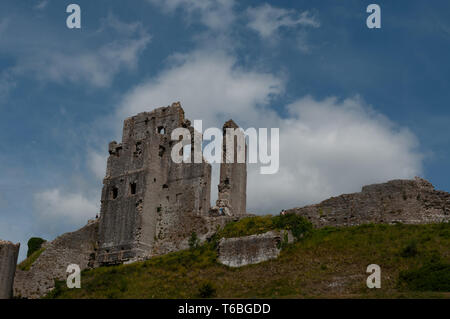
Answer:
[112,186,119,199]
[130,182,137,195]
[133,141,142,157]
[159,145,165,157]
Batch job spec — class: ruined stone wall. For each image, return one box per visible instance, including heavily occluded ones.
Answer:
[216,120,247,216]
[287,177,450,228]
[0,240,20,299]
[97,102,212,265]
[217,230,293,267]
[152,215,235,256]
[14,220,98,299]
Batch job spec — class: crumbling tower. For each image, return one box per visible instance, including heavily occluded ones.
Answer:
[216,120,247,216]
[0,240,20,299]
[97,102,211,265]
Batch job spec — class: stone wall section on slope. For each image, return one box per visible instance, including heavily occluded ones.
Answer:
[13,220,98,299]
[218,230,293,267]
[287,177,450,227]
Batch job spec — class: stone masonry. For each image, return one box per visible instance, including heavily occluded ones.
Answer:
[215,120,247,216]
[217,231,293,267]
[287,177,450,227]
[97,102,247,265]
[14,220,98,299]
[12,102,248,298]
[0,240,20,299]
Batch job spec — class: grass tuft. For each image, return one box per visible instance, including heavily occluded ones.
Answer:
[18,247,45,271]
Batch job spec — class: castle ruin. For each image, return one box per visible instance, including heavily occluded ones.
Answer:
[10,102,450,298]
[97,102,247,265]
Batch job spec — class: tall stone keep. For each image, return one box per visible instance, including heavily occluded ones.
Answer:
[216,120,247,216]
[0,240,20,299]
[97,102,211,265]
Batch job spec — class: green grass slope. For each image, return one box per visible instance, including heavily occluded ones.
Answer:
[46,218,450,299]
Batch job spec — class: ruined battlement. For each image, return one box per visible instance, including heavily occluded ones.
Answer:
[120,102,186,144]
[361,177,435,194]
[287,177,450,227]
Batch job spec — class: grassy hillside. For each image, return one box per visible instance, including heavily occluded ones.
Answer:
[18,247,46,271]
[46,218,450,299]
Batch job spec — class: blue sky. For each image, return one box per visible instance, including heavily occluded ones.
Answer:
[1,0,449,261]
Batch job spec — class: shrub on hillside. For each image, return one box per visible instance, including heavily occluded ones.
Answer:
[272,213,313,241]
[188,232,200,249]
[399,239,419,258]
[219,214,313,241]
[219,216,274,238]
[198,282,216,298]
[398,259,450,292]
[27,237,46,257]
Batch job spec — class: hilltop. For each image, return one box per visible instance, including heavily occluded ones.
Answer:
[45,219,450,299]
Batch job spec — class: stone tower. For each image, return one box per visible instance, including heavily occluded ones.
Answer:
[97,102,212,265]
[0,240,20,299]
[216,120,247,216]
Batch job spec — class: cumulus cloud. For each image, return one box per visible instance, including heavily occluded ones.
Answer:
[33,188,99,234]
[246,3,319,39]
[247,96,423,213]
[114,49,423,214]
[117,50,284,129]
[87,150,108,180]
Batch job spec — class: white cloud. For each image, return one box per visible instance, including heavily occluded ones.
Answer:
[296,30,314,53]
[34,189,99,231]
[87,150,108,180]
[146,1,319,52]
[26,34,150,87]
[1,15,151,88]
[34,0,49,10]
[115,49,423,214]
[147,0,235,31]
[117,50,283,129]
[247,96,422,213]
[246,4,319,39]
